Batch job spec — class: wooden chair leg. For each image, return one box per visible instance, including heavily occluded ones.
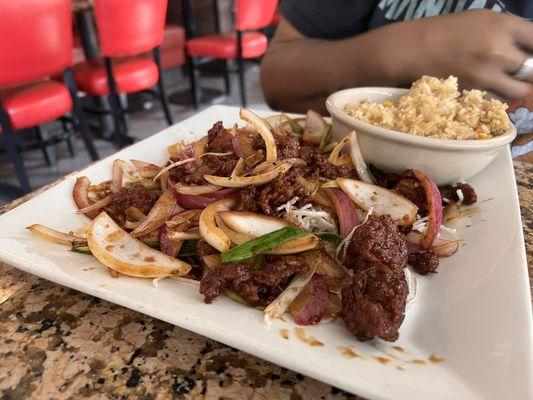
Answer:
[63,68,99,160]
[0,106,31,194]
[153,47,173,125]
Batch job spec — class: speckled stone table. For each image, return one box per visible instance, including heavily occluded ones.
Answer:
[1,162,531,400]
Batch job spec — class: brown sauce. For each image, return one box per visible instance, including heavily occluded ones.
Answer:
[408,359,427,365]
[106,230,124,242]
[294,327,324,347]
[428,354,445,364]
[373,356,391,365]
[338,346,359,359]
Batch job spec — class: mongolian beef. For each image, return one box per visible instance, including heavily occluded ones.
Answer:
[27,108,477,343]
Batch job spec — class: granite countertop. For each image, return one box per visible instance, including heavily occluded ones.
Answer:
[1,162,531,400]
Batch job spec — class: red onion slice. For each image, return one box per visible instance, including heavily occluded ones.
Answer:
[325,188,360,237]
[289,274,329,325]
[73,177,100,219]
[412,170,443,249]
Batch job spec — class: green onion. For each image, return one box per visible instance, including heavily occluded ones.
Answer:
[284,114,303,135]
[318,123,333,153]
[322,141,336,154]
[178,239,198,257]
[220,227,308,263]
[223,289,249,305]
[315,232,343,245]
[71,240,160,255]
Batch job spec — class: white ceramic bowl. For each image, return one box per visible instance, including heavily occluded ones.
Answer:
[326,87,517,185]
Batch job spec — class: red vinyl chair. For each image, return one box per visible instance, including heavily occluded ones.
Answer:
[186,0,279,108]
[0,0,99,194]
[73,0,172,146]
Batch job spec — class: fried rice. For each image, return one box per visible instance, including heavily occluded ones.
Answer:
[343,75,512,140]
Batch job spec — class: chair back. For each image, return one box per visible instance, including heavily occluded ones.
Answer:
[0,0,72,87]
[235,0,279,31]
[93,0,167,57]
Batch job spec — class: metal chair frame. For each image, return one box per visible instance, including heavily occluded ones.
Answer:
[0,68,99,194]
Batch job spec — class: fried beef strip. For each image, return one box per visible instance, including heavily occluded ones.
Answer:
[110,185,158,216]
[200,255,308,306]
[408,250,439,275]
[342,263,408,342]
[207,121,233,153]
[439,182,478,205]
[392,170,427,214]
[234,186,261,212]
[300,146,354,179]
[259,167,312,215]
[341,215,408,342]
[168,122,239,185]
[345,214,408,273]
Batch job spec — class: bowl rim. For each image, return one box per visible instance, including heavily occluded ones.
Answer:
[326,87,517,150]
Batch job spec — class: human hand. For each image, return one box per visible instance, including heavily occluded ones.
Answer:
[398,9,533,99]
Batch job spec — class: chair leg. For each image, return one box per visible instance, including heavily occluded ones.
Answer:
[222,60,231,95]
[61,119,77,158]
[36,126,54,166]
[236,31,247,107]
[63,68,99,160]
[188,57,201,109]
[103,58,132,148]
[153,47,173,125]
[0,106,31,194]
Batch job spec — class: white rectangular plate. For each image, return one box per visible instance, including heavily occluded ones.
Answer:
[0,106,531,400]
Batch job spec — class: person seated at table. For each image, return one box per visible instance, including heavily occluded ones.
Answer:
[260,0,533,114]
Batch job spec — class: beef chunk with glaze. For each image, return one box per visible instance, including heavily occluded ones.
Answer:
[346,214,408,273]
[341,215,409,342]
[110,185,157,216]
[300,146,354,180]
[408,250,439,275]
[259,167,312,215]
[235,186,261,212]
[341,263,408,342]
[200,255,308,306]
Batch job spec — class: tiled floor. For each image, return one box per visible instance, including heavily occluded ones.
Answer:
[0,65,268,205]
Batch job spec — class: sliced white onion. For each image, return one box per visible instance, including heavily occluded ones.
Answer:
[172,183,221,195]
[264,263,318,321]
[204,162,292,188]
[75,195,112,215]
[348,131,375,184]
[336,178,417,226]
[405,268,418,308]
[199,198,235,252]
[153,158,195,181]
[26,224,85,246]
[239,109,277,162]
[87,212,191,278]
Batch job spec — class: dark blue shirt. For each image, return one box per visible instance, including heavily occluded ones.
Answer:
[281,0,533,39]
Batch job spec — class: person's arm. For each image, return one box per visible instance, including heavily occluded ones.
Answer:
[261,10,533,114]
